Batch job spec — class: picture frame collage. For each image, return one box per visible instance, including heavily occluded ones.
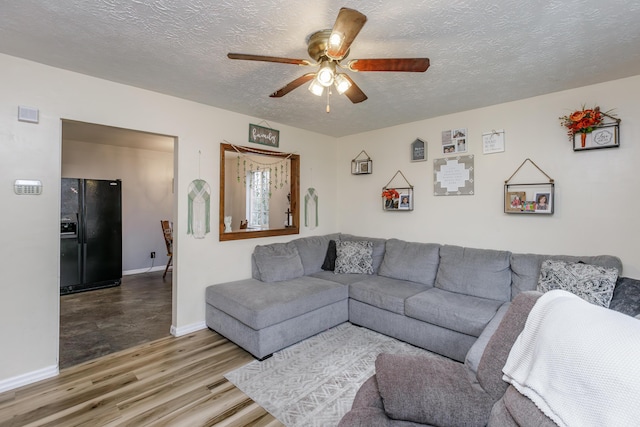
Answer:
[505,190,552,213]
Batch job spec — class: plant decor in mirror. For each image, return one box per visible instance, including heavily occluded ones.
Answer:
[220,143,299,241]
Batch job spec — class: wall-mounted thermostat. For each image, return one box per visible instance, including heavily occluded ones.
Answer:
[14,179,42,195]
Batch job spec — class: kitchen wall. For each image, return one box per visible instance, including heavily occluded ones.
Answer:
[62,139,174,273]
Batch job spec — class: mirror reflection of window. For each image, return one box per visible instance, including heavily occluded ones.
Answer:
[247,169,270,228]
[220,143,299,241]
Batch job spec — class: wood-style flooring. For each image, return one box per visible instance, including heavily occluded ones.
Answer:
[59,270,173,369]
[0,329,283,426]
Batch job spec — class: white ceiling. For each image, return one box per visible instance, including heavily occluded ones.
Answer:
[2,0,640,138]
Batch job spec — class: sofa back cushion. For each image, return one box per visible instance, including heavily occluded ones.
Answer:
[339,234,387,273]
[378,239,440,286]
[435,245,512,301]
[510,253,622,299]
[291,233,340,275]
[252,242,304,282]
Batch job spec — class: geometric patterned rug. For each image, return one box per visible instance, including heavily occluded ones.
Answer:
[224,322,441,427]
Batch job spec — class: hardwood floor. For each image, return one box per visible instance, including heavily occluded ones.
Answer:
[0,329,283,426]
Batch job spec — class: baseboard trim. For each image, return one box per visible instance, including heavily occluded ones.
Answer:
[0,364,58,393]
[170,321,207,337]
[123,266,166,276]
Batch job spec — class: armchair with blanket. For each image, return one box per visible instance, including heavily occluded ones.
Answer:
[338,291,543,427]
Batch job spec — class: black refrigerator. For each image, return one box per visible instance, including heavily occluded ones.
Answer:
[60,178,122,295]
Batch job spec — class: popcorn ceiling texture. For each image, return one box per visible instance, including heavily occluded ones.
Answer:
[0,0,639,137]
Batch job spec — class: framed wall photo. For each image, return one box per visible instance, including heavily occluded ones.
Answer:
[573,123,619,151]
[505,191,526,212]
[398,193,412,210]
[534,192,552,212]
[411,138,427,162]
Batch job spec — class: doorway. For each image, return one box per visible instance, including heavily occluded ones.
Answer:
[60,119,176,368]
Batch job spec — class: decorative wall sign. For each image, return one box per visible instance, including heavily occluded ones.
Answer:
[434,155,474,196]
[482,129,505,154]
[573,123,619,151]
[441,128,467,154]
[411,138,427,162]
[249,123,280,147]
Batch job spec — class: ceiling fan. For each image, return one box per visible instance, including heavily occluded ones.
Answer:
[227,7,430,110]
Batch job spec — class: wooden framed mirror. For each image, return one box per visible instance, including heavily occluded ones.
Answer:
[219,143,300,241]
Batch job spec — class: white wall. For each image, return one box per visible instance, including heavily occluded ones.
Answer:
[0,53,338,387]
[62,140,174,272]
[337,75,640,278]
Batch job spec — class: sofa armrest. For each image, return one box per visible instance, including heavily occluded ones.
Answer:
[351,375,384,410]
[375,353,494,427]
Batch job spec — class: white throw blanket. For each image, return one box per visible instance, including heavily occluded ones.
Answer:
[502,289,640,427]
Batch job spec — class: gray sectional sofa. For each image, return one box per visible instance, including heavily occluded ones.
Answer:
[205,233,623,362]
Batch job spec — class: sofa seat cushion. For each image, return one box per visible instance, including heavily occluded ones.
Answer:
[405,288,503,337]
[378,239,441,286]
[309,270,371,286]
[375,353,494,427]
[205,276,347,330]
[435,245,512,302]
[350,275,431,315]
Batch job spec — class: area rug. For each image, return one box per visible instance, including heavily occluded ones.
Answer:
[224,323,441,427]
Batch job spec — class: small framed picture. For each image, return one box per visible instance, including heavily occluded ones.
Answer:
[351,158,372,175]
[534,192,551,212]
[398,193,411,210]
[411,138,427,162]
[505,191,526,212]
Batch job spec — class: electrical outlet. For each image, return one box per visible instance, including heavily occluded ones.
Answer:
[150,251,156,259]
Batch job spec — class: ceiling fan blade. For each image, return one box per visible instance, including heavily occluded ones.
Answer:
[228,53,311,66]
[326,8,367,60]
[348,58,430,72]
[342,75,368,103]
[269,73,317,98]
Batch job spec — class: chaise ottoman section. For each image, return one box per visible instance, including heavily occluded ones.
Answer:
[205,275,348,359]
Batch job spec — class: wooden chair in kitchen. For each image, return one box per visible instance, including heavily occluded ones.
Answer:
[161,220,173,279]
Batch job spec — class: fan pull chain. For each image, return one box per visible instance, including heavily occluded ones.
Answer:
[326,88,331,113]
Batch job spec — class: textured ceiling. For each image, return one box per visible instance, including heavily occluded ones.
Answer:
[1,0,640,137]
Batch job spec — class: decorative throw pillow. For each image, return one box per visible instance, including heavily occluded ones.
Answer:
[609,276,640,317]
[334,240,374,274]
[537,260,618,307]
[321,239,337,271]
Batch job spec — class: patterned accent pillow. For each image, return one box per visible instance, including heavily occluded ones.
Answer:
[537,260,618,307]
[334,240,374,274]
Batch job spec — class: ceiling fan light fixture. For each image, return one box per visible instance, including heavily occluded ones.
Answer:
[308,79,325,96]
[328,32,343,52]
[316,61,335,87]
[334,73,352,94]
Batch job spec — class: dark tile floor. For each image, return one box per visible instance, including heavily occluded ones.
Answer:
[59,270,172,369]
